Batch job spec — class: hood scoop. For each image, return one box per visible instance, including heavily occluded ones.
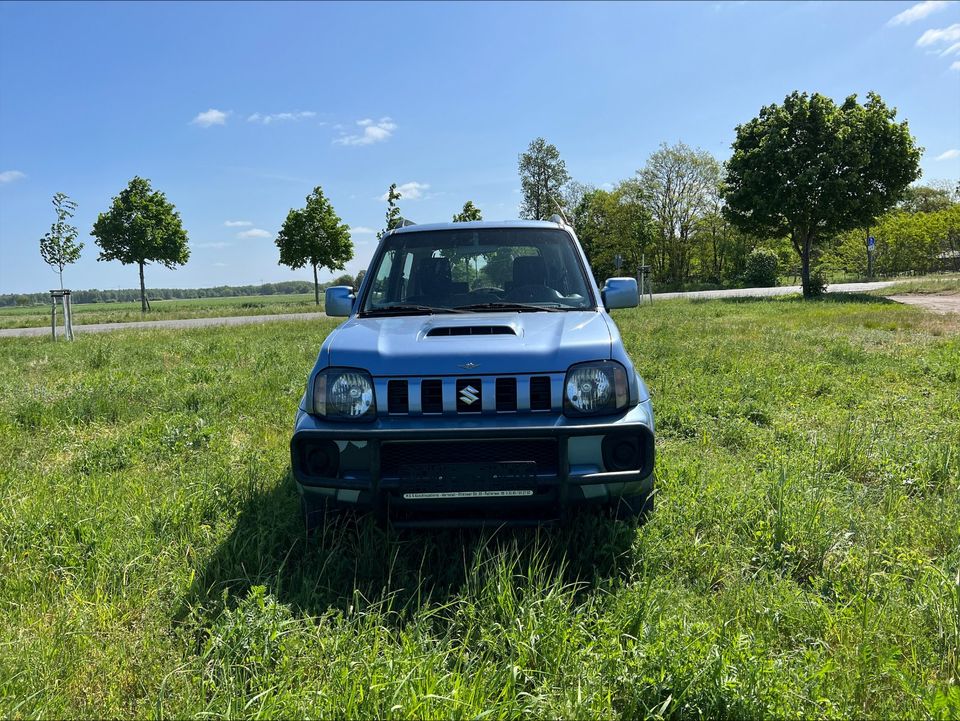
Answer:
[426,325,516,337]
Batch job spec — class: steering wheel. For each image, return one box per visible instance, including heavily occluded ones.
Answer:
[505,284,564,303]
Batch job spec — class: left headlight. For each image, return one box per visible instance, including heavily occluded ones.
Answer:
[313,368,376,420]
[563,361,629,417]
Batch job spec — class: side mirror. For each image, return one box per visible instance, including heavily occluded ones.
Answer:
[601,277,639,309]
[325,286,355,317]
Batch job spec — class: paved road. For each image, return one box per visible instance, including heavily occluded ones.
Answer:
[0,311,327,338]
[0,281,901,339]
[645,280,895,301]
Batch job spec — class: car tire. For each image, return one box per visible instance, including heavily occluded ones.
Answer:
[611,491,654,523]
[301,494,330,536]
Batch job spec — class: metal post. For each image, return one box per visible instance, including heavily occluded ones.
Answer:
[64,291,74,341]
[51,297,57,341]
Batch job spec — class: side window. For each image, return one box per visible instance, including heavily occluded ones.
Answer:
[368,250,395,306]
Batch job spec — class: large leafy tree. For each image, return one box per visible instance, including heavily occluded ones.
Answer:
[39,192,83,289]
[518,137,570,220]
[91,177,189,312]
[637,142,721,284]
[452,201,482,222]
[574,180,655,282]
[724,91,921,297]
[275,186,353,305]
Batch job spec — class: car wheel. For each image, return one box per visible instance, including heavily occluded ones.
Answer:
[610,491,654,523]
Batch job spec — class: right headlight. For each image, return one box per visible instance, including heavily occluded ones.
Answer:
[563,361,629,417]
[312,368,376,420]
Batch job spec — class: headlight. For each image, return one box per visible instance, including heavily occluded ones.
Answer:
[563,361,629,416]
[313,368,376,420]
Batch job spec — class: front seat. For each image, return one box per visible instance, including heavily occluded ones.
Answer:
[417,257,453,298]
[512,255,548,288]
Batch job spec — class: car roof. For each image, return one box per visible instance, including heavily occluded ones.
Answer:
[387,219,567,235]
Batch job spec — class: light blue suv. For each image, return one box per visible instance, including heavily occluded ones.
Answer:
[291,219,654,528]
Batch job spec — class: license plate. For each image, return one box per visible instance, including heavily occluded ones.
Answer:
[399,461,536,483]
[402,489,535,500]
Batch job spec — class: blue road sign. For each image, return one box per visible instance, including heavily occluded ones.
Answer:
[867,236,876,249]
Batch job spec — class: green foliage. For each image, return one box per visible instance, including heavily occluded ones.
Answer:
[378,183,402,240]
[452,200,482,222]
[275,186,352,305]
[638,142,722,284]
[573,180,655,282]
[743,247,780,287]
[898,182,957,214]
[824,206,960,277]
[91,177,190,311]
[38,192,82,289]
[518,137,570,220]
[724,91,922,297]
[1,298,958,717]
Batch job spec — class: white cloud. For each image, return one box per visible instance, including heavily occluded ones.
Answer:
[237,228,272,239]
[349,226,376,234]
[941,41,960,55]
[224,220,252,227]
[334,117,397,146]
[0,170,25,183]
[917,23,960,46]
[935,148,960,159]
[247,111,317,124]
[952,59,960,70]
[889,1,951,26]
[380,181,429,201]
[191,108,229,127]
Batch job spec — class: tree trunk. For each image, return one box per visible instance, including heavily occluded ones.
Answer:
[313,263,320,306]
[59,267,64,291]
[139,261,147,313]
[800,234,814,298]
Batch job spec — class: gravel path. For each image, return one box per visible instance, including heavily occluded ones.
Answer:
[0,281,936,339]
[0,312,326,338]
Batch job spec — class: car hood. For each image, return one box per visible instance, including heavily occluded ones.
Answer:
[324,311,612,376]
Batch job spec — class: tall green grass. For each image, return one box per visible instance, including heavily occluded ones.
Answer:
[0,296,958,718]
[0,293,323,329]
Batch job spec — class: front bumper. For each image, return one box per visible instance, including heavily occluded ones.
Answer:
[290,401,655,524]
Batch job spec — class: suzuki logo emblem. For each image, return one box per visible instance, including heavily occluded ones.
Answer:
[459,361,480,370]
[459,385,480,405]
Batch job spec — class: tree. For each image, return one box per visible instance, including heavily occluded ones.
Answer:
[39,192,83,289]
[573,180,656,283]
[91,177,189,312]
[275,186,353,305]
[518,137,570,220]
[452,201,483,222]
[637,142,721,285]
[724,91,921,297]
[378,183,402,240]
[897,182,956,214]
[354,269,366,291]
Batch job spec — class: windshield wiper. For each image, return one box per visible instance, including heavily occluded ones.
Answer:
[361,304,467,317]
[453,302,564,313]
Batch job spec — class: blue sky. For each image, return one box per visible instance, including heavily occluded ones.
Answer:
[1,0,958,295]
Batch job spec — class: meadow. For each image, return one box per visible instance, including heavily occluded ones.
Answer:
[0,293,323,330]
[1,295,958,718]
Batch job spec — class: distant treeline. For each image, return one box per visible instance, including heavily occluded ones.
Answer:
[0,276,357,307]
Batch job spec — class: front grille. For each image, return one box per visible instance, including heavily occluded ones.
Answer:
[387,380,408,414]
[496,377,517,411]
[375,374,560,415]
[381,439,559,477]
[530,376,552,411]
[421,379,443,414]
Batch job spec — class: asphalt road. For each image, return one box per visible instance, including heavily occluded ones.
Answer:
[0,281,901,339]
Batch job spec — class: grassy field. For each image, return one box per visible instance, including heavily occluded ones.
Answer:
[874,274,960,295]
[1,295,958,718]
[0,293,323,329]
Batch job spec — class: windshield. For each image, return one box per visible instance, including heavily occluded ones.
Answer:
[359,228,594,314]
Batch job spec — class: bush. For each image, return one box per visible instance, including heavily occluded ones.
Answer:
[743,248,780,287]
